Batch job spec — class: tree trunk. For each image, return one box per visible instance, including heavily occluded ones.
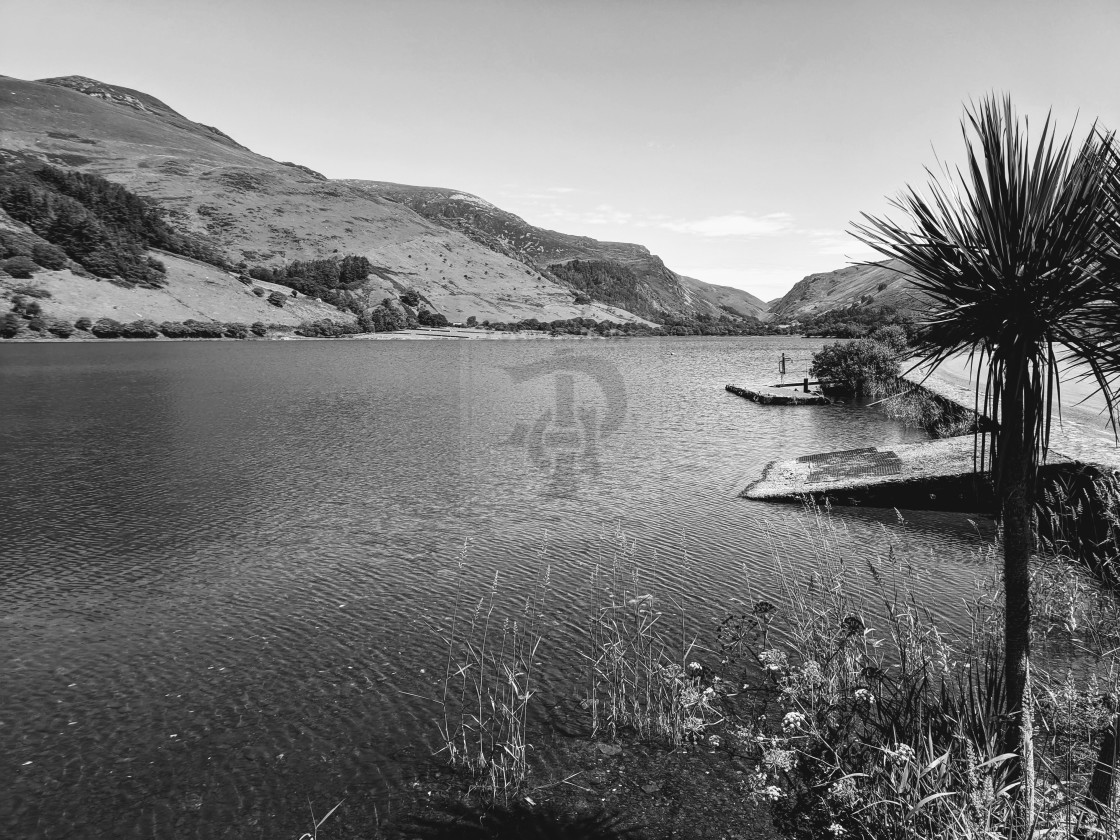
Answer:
[998,367,1037,825]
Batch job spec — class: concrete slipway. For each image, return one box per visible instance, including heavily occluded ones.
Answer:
[742,355,1120,512]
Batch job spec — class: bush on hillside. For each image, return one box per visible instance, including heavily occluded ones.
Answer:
[118,320,160,338]
[1,256,37,279]
[294,319,359,338]
[11,284,51,299]
[252,286,266,297]
[250,321,268,337]
[399,288,421,307]
[0,230,33,259]
[223,322,249,339]
[160,320,227,339]
[418,309,450,328]
[10,297,43,318]
[31,242,68,270]
[810,338,900,397]
[91,318,123,338]
[267,290,286,308]
[74,317,92,331]
[0,312,21,338]
[46,318,74,338]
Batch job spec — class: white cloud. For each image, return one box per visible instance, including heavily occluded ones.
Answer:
[662,213,794,237]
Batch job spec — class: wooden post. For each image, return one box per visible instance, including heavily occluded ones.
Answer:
[803,377,809,393]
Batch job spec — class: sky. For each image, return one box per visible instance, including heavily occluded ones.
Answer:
[4,0,1120,301]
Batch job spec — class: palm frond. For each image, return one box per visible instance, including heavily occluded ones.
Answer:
[851,94,1120,493]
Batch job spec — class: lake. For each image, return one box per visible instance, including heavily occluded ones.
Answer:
[0,337,992,838]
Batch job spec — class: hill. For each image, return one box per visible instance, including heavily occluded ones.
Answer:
[347,182,771,322]
[0,74,770,330]
[768,259,927,321]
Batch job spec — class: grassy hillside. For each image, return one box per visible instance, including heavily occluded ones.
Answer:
[343,181,771,322]
[769,259,927,321]
[0,74,765,329]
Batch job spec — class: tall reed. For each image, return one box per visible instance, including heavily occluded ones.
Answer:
[437,549,550,802]
[584,527,725,746]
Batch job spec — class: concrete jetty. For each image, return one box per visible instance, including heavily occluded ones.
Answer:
[726,383,831,406]
[742,353,1117,511]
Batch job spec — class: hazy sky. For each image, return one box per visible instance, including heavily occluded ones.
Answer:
[5,0,1120,300]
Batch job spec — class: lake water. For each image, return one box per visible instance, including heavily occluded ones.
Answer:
[0,337,992,838]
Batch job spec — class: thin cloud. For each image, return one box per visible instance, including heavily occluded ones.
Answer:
[662,213,793,237]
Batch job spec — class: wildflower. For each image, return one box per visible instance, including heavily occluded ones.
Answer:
[681,716,705,734]
[752,600,776,616]
[781,711,807,732]
[763,748,796,772]
[828,823,846,836]
[687,661,703,674]
[841,615,864,636]
[708,734,721,747]
[854,688,875,704]
[799,659,824,687]
[829,777,859,803]
[887,743,916,763]
[758,649,788,672]
[763,785,784,801]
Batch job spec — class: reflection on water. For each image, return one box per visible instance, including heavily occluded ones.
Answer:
[0,338,993,838]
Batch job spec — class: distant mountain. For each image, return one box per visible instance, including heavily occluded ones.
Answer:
[0,74,769,327]
[343,182,771,322]
[769,259,927,321]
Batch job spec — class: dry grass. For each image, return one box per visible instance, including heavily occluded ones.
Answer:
[436,547,550,802]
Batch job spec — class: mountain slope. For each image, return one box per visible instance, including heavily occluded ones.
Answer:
[769,259,927,320]
[339,181,770,321]
[0,74,766,327]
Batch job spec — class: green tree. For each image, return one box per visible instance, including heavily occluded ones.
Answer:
[853,96,1120,797]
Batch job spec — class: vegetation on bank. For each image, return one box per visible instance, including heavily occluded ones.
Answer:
[796,303,916,341]
[413,95,1120,840]
[0,156,226,287]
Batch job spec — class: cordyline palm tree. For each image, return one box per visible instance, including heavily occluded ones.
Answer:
[852,95,1120,792]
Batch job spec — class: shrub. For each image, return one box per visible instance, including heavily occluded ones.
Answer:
[466,315,477,327]
[31,242,68,270]
[237,274,253,286]
[0,231,32,259]
[46,318,74,338]
[118,319,160,338]
[267,290,286,307]
[1,256,37,279]
[418,309,450,328]
[11,283,52,299]
[250,321,268,337]
[400,288,421,307]
[574,293,592,305]
[74,317,92,331]
[182,320,226,338]
[294,319,357,337]
[223,322,249,339]
[91,318,123,338]
[0,312,21,338]
[252,286,266,297]
[159,321,191,338]
[868,324,909,354]
[810,338,900,397]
